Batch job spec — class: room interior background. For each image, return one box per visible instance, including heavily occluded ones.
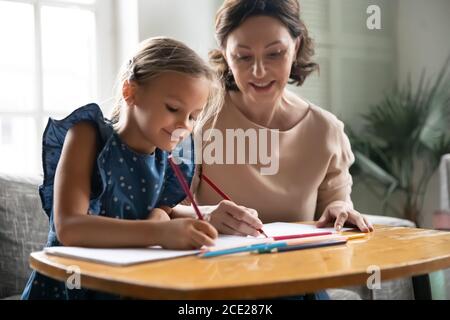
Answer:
[0,0,449,228]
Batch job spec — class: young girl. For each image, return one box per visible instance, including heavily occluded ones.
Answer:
[21,37,224,300]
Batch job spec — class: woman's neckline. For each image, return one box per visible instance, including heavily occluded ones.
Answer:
[226,91,312,133]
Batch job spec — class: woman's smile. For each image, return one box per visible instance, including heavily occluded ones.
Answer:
[249,80,276,93]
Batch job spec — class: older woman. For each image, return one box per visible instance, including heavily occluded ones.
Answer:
[172,0,373,237]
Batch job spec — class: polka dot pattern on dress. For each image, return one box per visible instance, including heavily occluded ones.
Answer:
[26,104,195,299]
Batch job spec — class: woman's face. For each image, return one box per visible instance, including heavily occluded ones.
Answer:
[224,15,300,104]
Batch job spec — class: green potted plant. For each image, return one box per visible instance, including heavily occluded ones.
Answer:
[347,57,450,227]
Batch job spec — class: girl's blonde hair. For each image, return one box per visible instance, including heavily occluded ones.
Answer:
[111,37,224,133]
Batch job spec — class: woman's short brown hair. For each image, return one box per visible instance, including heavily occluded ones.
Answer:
[209,0,319,90]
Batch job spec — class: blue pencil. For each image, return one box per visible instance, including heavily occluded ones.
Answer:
[258,239,347,254]
[201,241,288,258]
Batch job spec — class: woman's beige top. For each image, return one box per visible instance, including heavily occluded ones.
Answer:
[194,93,355,223]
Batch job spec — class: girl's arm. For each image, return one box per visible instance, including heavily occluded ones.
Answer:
[53,122,161,247]
[53,122,216,248]
[147,207,171,221]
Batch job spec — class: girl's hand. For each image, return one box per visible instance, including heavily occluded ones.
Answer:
[147,208,171,222]
[208,200,263,237]
[316,203,374,233]
[158,218,218,250]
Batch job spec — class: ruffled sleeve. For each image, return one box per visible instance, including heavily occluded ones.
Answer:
[156,134,196,208]
[316,120,355,217]
[39,103,114,218]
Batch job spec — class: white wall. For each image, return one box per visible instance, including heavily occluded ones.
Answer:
[136,0,218,59]
[397,0,450,86]
[397,0,450,227]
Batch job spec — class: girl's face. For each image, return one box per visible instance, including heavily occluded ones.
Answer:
[129,71,210,152]
[224,15,300,104]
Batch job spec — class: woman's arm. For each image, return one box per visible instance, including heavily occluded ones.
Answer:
[315,121,373,232]
[53,122,217,249]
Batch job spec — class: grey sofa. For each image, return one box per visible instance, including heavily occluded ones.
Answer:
[0,173,421,300]
[0,174,48,300]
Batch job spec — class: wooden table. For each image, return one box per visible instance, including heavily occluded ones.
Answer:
[29,225,450,299]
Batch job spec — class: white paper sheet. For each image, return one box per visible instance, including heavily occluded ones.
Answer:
[44,223,353,266]
[44,246,199,266]
[207,222,352,250]
[256,222,352,238]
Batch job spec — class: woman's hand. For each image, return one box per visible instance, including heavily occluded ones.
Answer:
[316,203,374,232]
[158,218,218,250]
[208,200,263,237]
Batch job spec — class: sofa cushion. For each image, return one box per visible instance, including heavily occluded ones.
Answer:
[0,174,49,299]
[363,214,416,228]
[326,288,361,300]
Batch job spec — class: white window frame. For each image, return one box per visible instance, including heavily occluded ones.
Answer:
[0,0,115,175]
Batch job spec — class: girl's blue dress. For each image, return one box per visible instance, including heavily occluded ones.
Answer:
[21,104,196,300]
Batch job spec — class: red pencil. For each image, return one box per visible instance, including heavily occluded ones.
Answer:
[272,231,332,241]
[200,173,232,201]
[168,157,204,220]
[200,173,269,238]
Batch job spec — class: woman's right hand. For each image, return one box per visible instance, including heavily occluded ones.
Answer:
[158,218,218,250]
[208,200,263,237]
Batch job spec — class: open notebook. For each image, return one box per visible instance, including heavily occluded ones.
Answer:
[44,222,352,266]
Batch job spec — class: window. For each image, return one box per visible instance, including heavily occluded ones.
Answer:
[0,0,114,175]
